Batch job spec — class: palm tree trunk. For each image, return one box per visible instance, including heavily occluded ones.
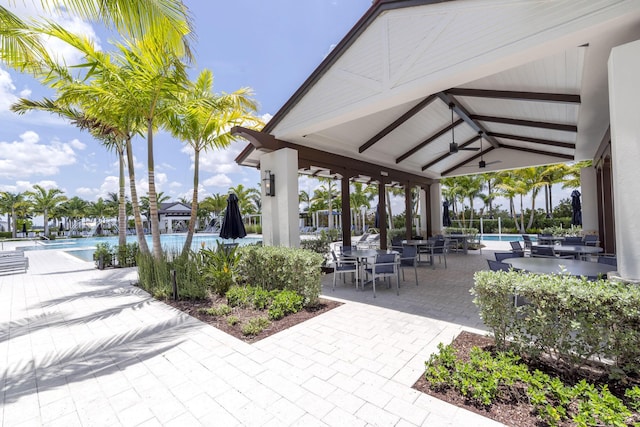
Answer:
[527,195,537,230]
[126,136,150,255]
[118,145,127,248]
[519,195,525,233]
[548,184,554,217]
[182,148,199,255]
[147,120,162,259]
[11,210,17,238]
[43,207,49,237]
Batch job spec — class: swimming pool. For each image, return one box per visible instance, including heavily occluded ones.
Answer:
[23,234,262,261]
[480,234,526,242]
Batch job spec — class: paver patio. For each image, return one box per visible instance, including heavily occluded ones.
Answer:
[1,241,509,426]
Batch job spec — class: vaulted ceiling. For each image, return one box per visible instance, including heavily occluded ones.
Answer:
[236,0,640,182]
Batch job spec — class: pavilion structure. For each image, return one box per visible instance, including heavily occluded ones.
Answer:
[234,0,640,283]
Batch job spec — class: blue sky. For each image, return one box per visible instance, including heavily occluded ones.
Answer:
[0,0,373,204]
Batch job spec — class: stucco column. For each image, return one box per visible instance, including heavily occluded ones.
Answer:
[580,166,598,237]
[260,148,300,247]
[608,39,640,282]
[419,186,428,238]
[430,183,442,237]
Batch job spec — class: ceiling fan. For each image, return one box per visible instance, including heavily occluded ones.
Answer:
[448,103,479,154]
[477,131,501,169]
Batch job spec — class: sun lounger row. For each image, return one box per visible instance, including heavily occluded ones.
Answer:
[0,251,29,275]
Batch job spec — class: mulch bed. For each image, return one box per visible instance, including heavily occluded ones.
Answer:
[163,295,342,343]
[412,331,639,427]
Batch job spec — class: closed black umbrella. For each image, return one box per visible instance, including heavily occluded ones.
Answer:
[442,200,452,227]
[571,190,582,226]
[220,193,247,240]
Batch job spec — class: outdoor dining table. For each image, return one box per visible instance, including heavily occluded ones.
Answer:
[444,234,472,254]
[504,256,615,278]
[536,244,603,260]
[341,248,399,289]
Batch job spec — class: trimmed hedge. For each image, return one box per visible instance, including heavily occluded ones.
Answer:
[236,245,323,306]
[472,271,640,376]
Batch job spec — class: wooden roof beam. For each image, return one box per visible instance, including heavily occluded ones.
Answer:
[359,94,437,153]
[445,88,581,104]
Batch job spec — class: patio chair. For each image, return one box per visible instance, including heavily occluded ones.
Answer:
[428,238,447,269]
[583,234,599,246]
[487,259,511,272]
[331,250,359,291]
[494,252,515,263]
[351,232,369,247]
[390,236,404,251]
[510,241,525,257]
[521,235,534,255]
[531,246,573,258]
[597,254,617,267]
[358,233,380,249]
[364,253,399,297]
[398,244,418,286]
[563,236,583,245]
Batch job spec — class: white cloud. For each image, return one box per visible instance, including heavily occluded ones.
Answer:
[0,131,80,179]
[169,181,183,189]
[69,139,86,150]
[197,143,244,174]
[19,88,32,97]
[203,174,232,188]
[0,68,18,113]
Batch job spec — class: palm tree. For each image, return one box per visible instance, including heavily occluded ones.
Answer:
[25,185,66,237]
[1,0,193,70]
[496,172,528,233]
[140,192,170,232]
[350,182,374,233]
[166,69,260,254]
[313,178,339,229]
[200,194,227,228]
[0,192,26,238]
[299,189,312,212]
[59,196,89,233]
[228,184,260,216]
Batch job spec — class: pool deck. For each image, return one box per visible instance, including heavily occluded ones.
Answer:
[0,239,510,426]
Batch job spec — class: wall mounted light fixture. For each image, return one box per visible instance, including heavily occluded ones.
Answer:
[263,170,275,196]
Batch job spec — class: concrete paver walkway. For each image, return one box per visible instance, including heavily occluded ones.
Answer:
[1,242,508,426]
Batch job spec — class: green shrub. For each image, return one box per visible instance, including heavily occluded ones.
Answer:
[268,290,303,320]
[226,316,239,326]
[200,242,240,296]
[117,242,139,267]
[241,317,270,336]
[198,304,231,317]
[472,271,640,376]
[226,285,253,308]
[425,342,638,426]
[136,249,206,299]
[236,246,323,306]
[93,242,115,268]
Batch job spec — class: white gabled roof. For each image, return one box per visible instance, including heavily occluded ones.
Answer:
[244,0,640,179]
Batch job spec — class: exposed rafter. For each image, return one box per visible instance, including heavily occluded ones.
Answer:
[470,115,578,132]
[359,94,437,153]
[435,92,501,148]
[445,88,581,104]
[488,132,575,149]
[501,144,574,160]
[395,118,463,163]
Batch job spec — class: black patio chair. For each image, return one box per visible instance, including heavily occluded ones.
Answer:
[487,259,511,272]
[398,244,418,286]
[331,250,359,291]
[364,253,399,297]
[509,241,525,257]
[494,252,515,263]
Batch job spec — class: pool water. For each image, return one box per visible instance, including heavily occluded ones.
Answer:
[23,234,261,261]
[480,234,526,242]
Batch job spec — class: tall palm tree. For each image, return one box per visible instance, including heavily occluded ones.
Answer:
[200,194,227,228]
[0,192,26,238]
[25,185,66,237]
[496,172,528,233]
[350,182,374,233]
[166,69,260,254]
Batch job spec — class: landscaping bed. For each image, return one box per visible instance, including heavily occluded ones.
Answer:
[413,331,640,427]
[164,295,341,343]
